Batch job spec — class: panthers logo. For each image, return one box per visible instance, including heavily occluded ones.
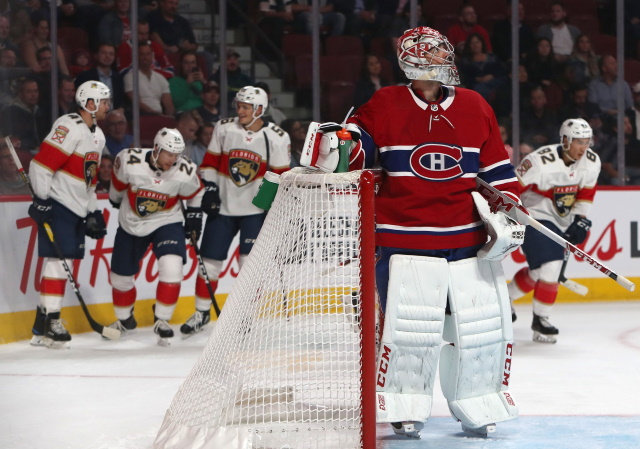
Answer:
[553,185,578,217]
[135,189,169,217]
[228,149,261,186]
[84,152,100,187]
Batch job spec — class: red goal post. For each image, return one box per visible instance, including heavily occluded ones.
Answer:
[154,168,379,449]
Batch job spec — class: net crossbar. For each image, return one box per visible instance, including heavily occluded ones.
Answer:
[154,168,377,449]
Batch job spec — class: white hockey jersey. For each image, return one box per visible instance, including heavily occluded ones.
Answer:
[200,118,290,216]
[516,144,601,231]
[30,113,106,217]
[110,148,204,236]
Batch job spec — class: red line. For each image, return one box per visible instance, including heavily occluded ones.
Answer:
[618,326,640,351]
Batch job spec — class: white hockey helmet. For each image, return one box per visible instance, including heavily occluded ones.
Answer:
[76,80,111,114]
[235,86,269,119]
[154,128,185,154]
[559,118,593,147]
[396,26,460,85]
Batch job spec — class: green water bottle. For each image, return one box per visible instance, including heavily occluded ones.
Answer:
[335,128,352,173]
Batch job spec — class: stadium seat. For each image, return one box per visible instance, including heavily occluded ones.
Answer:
[320,55,362,85]
[369,37,389,58]
[479,13,507,35]
[282,34,313,59]
[563,0,597,16]
[543,82,564,112]
[521,0,549,16]
[570,14,600,36]
[57,26,90,67]
[624,59,640,87]
[321,81,356,122]
[421,0,464,21]
[468,0,505,18]
[590,33,617,56]
[433,14,458,35]
[139,115,177,147]
[325,35,364,59]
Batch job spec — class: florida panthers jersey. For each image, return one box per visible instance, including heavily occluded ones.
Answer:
[200,118,290,216]
[110,148,203,236]
[516,144,600,231]
[30,113,106,217]
[347,84,520,250]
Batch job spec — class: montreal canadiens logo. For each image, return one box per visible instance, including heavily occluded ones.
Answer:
[409,143,463,181]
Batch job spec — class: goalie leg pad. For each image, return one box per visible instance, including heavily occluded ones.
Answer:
[439,257,518,430]
[376,255,449,423]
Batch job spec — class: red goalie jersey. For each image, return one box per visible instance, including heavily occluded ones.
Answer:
[347,84,521,250]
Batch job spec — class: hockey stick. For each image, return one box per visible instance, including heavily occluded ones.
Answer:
[476,177,635,292]
[558,250,589,296]
[5,137,121,339]
[188,229,221,318]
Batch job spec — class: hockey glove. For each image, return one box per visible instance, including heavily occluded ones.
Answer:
[201,181,221,218]
[564,216,591,244]
[85,210,107,240]
[472,192,526,261]
[28,196,54,225]
[300,122,361,173]
[184,207,203,241]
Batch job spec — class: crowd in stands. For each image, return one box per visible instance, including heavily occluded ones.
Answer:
[1,0,640,192]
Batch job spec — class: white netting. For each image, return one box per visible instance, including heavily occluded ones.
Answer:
[154,169,370,449]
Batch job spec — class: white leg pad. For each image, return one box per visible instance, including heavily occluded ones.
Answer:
[376,255,449,423]
[439,258,518,429]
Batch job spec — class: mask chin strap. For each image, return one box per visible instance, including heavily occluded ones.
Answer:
[151,147,161,170]
[244,106,263,129]
[82,101,99,132]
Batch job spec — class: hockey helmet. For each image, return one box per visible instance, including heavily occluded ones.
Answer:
[154,128,185,154]
[75,81,111,114]
[559,118,593,147]
[396,27,460,85]
[235,86,268,119]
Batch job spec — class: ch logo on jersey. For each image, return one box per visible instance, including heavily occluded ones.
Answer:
[228,149,261,186]
[135,189,169,217]
[84,152,100,187]
[553,185,579,217]
[51,125,69,144]
[409,143,464,181]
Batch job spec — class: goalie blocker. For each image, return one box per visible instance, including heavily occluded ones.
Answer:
[376,254,518,435]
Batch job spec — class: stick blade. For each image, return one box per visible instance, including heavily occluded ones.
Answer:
[618,276,636,292]
[101,326,122,340]
[560,279,589,296]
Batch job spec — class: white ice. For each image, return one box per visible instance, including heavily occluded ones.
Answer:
[1,300,639,449]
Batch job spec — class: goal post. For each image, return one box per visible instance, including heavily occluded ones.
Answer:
[154,169,379,449]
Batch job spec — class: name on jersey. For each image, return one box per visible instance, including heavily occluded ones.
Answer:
[409,143,463,181]
[134,189,170,217]
[52,125,69,144]
[228,149,261,186]
[84,152,100,187]
[553,185,579,217]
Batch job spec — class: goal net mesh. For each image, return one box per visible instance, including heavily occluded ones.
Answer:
[154,168,372,449]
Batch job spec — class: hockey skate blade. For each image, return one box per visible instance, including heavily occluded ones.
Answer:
[30,335,47,347]
[533,331,557,344]
[101,326,122,340]
[44,338,70,350]
[157,336,172,347]
[462,423,496,437]
[391,422,423,439]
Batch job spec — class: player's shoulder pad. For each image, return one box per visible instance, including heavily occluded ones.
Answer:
[265,122,289,141]
[219,117,236,126]
[176,156,199,176]
[584,148,600,164]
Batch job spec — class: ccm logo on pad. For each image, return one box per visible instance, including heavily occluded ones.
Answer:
[502,343,513,386]
[377,344,392,388]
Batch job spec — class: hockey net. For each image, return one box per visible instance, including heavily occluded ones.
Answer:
[154,169,378,449]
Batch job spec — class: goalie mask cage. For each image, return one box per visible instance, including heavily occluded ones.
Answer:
[154,169,378,449]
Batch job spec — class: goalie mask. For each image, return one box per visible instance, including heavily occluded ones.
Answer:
[235,86,268,127]
[76,81,111,115]
[397,27,460,85]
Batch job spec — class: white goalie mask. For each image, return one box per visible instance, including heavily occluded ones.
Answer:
[76,80,111,115]
[235,86,268,127]
[559,118,593,147]
[397,26,460,85]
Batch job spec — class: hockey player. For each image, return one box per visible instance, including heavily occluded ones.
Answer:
[28,80,111,349]
[107,128,204,346]
[508,118,600,343]
[301,27,524,438]
[180,86,291,337]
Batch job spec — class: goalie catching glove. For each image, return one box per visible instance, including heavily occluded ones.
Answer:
[300,121,361,172]
[471,191,526,261]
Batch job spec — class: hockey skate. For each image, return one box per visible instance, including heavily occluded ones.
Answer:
[461,423,496,437]
[180,309,210,337]
[390,421,424,439]
[106,314,137,338]
[153,317,174,346]
[44,312,71,349]
[532,313,558,344]
[30,305,47,346]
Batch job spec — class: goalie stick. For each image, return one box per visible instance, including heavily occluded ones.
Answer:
[5,137,121,340]
[558,250,588,296]
[476,177,635,292]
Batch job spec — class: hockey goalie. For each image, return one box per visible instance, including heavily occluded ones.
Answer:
[301,26,525,439]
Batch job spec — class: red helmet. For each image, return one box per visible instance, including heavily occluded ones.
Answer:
[396,27,460,84]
